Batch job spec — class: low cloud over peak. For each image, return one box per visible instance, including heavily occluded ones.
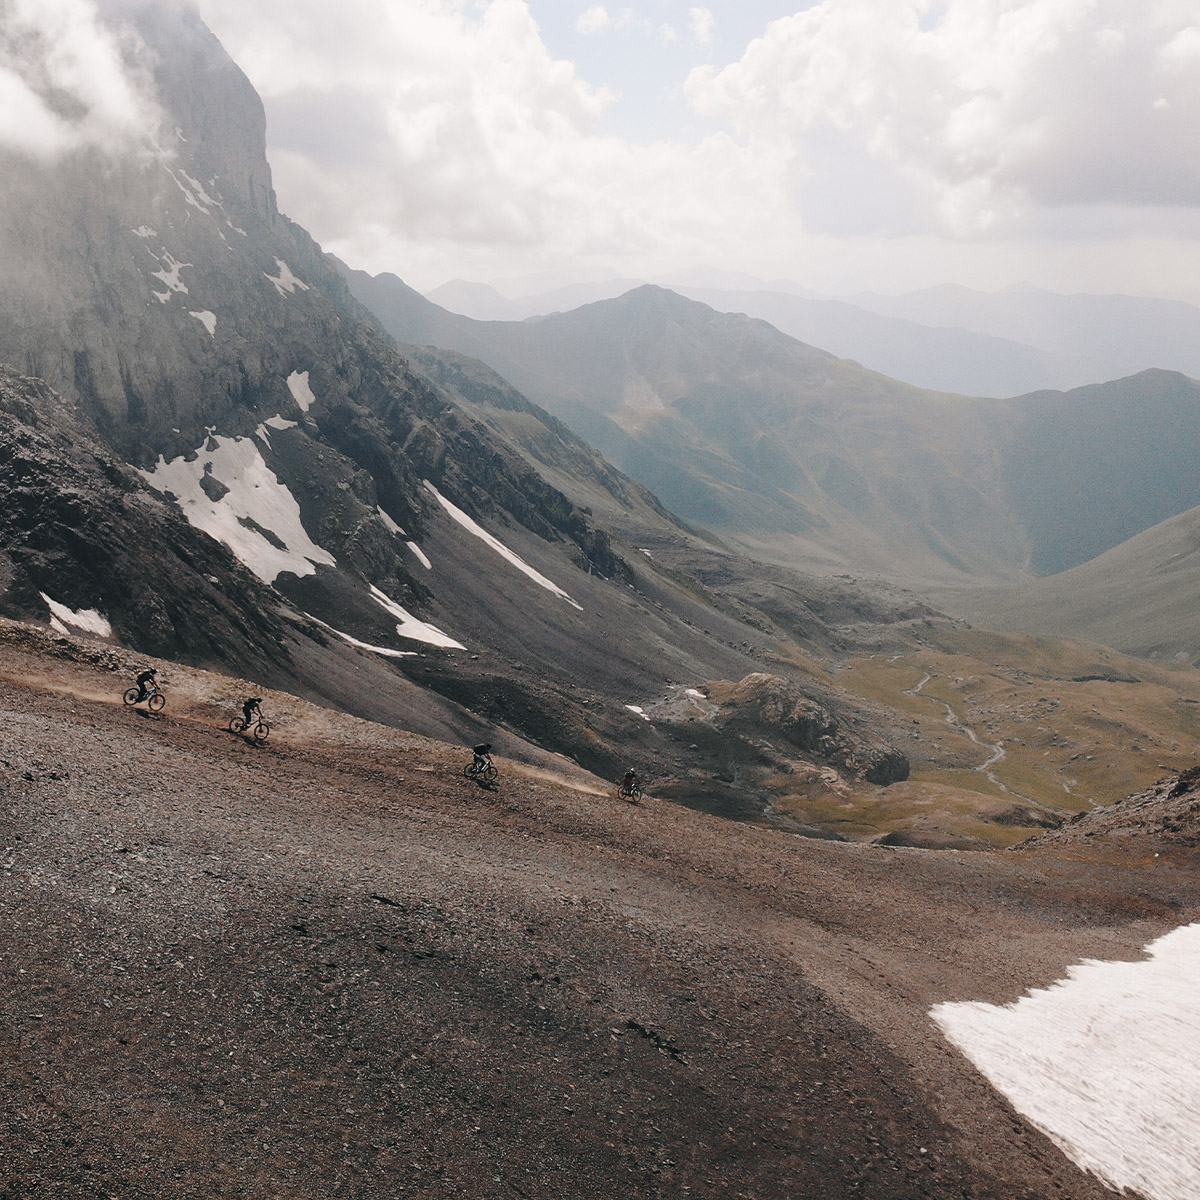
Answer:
[0,0,167,163]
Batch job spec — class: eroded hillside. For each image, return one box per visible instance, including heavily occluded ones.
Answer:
[1,620,1193,1199]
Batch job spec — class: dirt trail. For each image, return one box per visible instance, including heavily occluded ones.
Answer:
[905,672,1046,805]
[0,628,1192,1200]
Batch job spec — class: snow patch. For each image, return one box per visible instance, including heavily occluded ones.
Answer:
[40,593,112,639]
[149,250,190,299]
[139,435,335,584]
[132,226,156,239]
[625,705,651,722]
[423,481,582,610]
[286,370,316,412]
[307,616,417,659]
[407,541,432,570]
[638,548,653,558]
[165,165,211,213]
[266,259,310,297]
[254,415,297,448]
[932,923,1200,1200]
[369,584,463,650]
[189,310,216,337]
[178,169,219,208]
[376,506,406,536]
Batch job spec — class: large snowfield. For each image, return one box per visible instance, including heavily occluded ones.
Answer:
[933,923,1200,1200]
[139,434,336,584]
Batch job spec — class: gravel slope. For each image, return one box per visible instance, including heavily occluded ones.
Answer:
[1,627,1193,1199]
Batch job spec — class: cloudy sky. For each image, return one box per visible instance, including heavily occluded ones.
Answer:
[9,0,1200,300]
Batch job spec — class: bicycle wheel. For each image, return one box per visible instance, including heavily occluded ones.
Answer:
[123,687,140,706]
[148,692,165,712]
[464,763,476,779]
[253,721,270,742]
[229,716,246,733]
[482,764,498,782]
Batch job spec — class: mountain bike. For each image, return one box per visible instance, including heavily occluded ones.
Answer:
[464,756,498,784]
[123,683,165,712]
[618,779,642,802]
[230,713,270,741]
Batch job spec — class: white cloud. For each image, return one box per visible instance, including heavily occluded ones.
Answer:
[187,0,1200,298]
[689,7,714,48]
[577,5,610,35]
[685,0,1200,237]
[613,9,652,36]
[0,0,165,161]
[193,0,775,275]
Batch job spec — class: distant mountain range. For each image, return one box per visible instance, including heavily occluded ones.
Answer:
[427,276,1200,398]
[853,283,1200,384]
[342,267,1200,586]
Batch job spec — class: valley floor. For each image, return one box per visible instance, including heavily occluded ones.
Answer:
[0,627,1195,1199]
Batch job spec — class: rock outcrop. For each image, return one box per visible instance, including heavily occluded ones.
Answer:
[1023,766,1200,848]
[710,672,910,785]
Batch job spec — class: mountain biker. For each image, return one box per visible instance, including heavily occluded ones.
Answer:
[624,763,643,801]
[472,743,493,771]
[242,696,263,726]
[134,667,157,701]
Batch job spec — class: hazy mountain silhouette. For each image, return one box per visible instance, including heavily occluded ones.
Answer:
[855,283,1200,383]
[671,286,1074,396]
[941,500,1200,662]
[424,276,1200,398]
[343,268,1200,584]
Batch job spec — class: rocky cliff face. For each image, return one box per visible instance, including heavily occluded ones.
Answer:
[0,1,636,631]
[0,365,288,668]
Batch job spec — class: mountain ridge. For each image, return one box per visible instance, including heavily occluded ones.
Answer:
[342,266,1200,586]
[422,275,1200,397]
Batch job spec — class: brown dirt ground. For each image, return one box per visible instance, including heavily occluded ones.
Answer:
[1,627,1195,1199]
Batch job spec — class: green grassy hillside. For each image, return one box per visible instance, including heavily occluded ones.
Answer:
[937,504,1200,663]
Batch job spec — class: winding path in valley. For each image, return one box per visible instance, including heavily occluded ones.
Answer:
[905,673,1044,806]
